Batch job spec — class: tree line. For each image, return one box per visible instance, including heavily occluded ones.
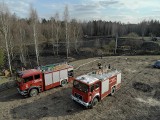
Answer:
[82,20,160,38]
[0,2,160,75]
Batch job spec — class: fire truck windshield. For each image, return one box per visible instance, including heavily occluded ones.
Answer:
[73,80,89,93]
[23,76,33,83]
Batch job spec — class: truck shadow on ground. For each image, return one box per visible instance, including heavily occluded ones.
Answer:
[0,93,24,102]
[0,88,25,102]
[10,87,85,119]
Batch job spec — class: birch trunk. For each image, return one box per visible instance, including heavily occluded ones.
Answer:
[0,3,12,75]
[33,24,39,66]
[20,28,26,66]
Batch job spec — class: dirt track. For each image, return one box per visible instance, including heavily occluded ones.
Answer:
[0,56,160,120]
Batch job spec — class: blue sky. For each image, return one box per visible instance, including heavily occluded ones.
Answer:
[1,0,160,23]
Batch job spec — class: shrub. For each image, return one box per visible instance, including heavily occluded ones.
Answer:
[103,40,115,54]
[125,32,139,38]
[79,47,95,57]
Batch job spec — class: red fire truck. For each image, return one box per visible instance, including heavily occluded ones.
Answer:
[17,63,74,97]
[71,69,121,108]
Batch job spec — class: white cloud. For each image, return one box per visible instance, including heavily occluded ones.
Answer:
[118,0,160,10]
[1,0,37,17]
[1,0,160,23]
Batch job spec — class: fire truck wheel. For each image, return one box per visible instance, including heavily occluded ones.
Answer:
[111,86,116,96]
[91,98,98,108]
[29,89,38,97]
[61,79,67,87]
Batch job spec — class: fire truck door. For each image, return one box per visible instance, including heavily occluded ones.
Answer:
[90,82,100,99]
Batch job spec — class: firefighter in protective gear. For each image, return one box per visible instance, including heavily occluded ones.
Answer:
[97,62,103,74]
[108,64,111,69]
[98,62,102,69]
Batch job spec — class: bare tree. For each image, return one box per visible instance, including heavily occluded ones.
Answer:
[10,14,20,63]
[74,22,82,53]
[54,12,61,55]
[51,12,61,55]
[111,23,118,54]
[140,20,147,39]
[70,19,82,53]
[64,5,69,59]
[115,34,118,54]
[29,5,39,66]
[50,17,56,55]
[0,2,12,75]
[19,21,26,66]
[112,22,118,37]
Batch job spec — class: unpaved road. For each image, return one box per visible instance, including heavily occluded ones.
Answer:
[0,56,160,120]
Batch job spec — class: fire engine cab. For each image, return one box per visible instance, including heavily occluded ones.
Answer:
[17,63,74,97]
[71,69,121,108]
